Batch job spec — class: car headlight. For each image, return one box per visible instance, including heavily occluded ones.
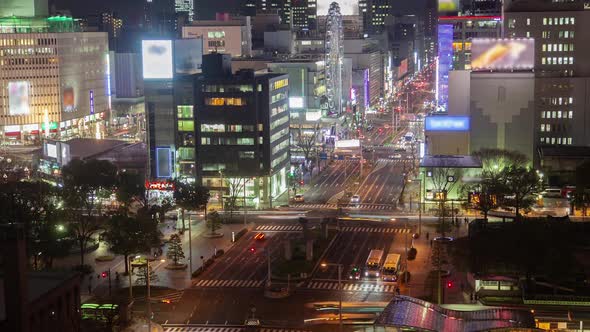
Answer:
[376,273,380,277]
[365,272,368,276]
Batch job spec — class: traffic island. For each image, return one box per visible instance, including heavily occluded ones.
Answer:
[202,232,223,238]
[164,263,187,270]
[263,283,291,299]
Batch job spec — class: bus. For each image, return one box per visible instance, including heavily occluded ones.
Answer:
[365,249,384,278]
[81,303,119,322]
[381,253,401,281]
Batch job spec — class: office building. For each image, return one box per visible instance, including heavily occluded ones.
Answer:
[242,0,292,26]
[0,0,48,17]
[504,0,590,171]
[0,16,110,144]
[144,0,176,36]
[364,0,393,35]
[175,0,194,21]
[344,38,384,111]
[291,0,318,31]
[182,16,252,57]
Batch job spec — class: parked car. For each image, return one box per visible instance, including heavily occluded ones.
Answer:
[294,194,305,202]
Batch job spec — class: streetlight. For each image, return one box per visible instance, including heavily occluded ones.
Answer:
[135,255,165,332]
[218,170,224,209]
[320,262,343,332]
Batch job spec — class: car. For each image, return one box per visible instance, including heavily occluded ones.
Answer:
[294,194,305,202]
[389,154,402,159]
[350,195,361,204]
[254,233,265,241]
[394,148,406,152]
[349,266,361,280]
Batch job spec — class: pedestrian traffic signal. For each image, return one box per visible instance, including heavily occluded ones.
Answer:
[101,271,108,278]
[447,281,453,288]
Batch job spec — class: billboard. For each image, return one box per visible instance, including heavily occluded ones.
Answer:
[439,0,459,13]
[471,38,534,71]
[174,38,203,74]
[317,0,358,15]
[436,24,453,113]
[289,97,304,109]
[142,40,173,79]
[335,139,360,148]
[63,86,76,112]
[425,116,470,131]
[8,81,30,115]
[399,59,408,77]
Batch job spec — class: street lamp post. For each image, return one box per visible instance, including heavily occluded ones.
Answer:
[218,170,224,210]
[136,256,165,332]
[243,178,248,226]
[321,262,343,332]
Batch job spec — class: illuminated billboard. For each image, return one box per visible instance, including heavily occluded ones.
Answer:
[335,139,360,148]
[317,0,358,15]
[8,81,30,115]
[425,116,470,131]
[174,38,202,74]
[471,38,534,71]
[436,24,453,113]
[63,86,76,112]
[142,40,173,79]
[289,97,304,109]
[439,0,459,12]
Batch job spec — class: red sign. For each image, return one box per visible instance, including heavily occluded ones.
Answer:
[145,180,175,191]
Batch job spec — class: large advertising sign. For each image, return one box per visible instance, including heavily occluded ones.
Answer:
[439,0,459,13]
[436,24,453,113]
[8,81,30,115]
[63,86,76,112]
[142,40,173,79]
[317,0,358,15]
[174,38,202,74]
[425,116,470,131]
[471,38,534,71]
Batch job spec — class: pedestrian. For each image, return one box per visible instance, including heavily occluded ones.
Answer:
[464,217,468,224]
[115,272,120,282]
[470,292,474,302]
[426,232,430,240]
[430,239,433,247]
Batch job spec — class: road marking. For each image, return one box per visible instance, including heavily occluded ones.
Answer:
[193,279,264,289]
[305,280,396,293]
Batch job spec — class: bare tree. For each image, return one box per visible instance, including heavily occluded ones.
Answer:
[297,120,320,163]
[224,177,246,221]
[428,167,464,237]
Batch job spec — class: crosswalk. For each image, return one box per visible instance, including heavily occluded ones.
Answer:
[164,328,310,332]
[193,279,264,288]
[133,290,184,303]
[340,226,411,233]
[306,281,396,293]
[254,225,410,234]
[377,158,415,164]
[291,203,396,210]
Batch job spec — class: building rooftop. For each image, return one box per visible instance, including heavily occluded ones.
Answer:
[376,295,537,331]
[420,155,482,168]
[0,271,79,321]
[65,138,129,160]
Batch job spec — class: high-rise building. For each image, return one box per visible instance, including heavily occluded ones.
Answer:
[144,0,176,36]
[0,16,111,144]
[241,0,292,25]
[175,0,194,21]
[291,0,318,31]
[194,54,290,208]
[364,0,393,35]
[504,0,590,169]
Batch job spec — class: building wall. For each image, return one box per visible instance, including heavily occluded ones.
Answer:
[470,72,535,161]
[182,25,251,57]
[145,80,175,179]
[115,53,143,98]
[0,31,110,141]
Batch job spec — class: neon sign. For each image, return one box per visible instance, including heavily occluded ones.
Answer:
[145,180,175,191]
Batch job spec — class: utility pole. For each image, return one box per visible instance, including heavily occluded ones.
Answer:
[188,214,192,274]
[243,178,247,226]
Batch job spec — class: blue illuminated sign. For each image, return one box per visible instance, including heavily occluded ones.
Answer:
[155,147,173,178]
[425,116,470,131]
[437,24,453,113]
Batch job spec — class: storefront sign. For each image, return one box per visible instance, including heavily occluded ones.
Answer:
[145,180,175,191]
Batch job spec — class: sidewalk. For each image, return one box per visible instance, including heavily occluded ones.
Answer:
[58,217,250,302]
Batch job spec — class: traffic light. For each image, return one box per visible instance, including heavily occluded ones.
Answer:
[101,271,108,278]
[447,281,453,289]
[299,180,304,186]
[249,247,256,253]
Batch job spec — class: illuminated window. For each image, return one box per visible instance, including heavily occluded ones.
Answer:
[207,31,225,38]
[237,138,254,145]
[205,97,246,106]
[176,120,195,132]
[201,124,225,132]
[177,105,193,119]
